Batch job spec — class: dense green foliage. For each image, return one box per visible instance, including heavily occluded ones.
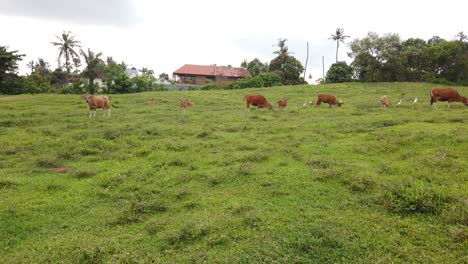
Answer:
[241,58,269,76]
[349,32,468,84]
[269,38,306,85]
[325,61,354,83]
[0,46,24,94]
[0,83,466,262]
[201,72,283,90]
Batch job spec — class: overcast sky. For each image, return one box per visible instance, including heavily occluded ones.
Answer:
[1,0,466,83]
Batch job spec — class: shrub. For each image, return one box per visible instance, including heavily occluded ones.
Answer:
[258,72,282,87]
[227,76,264,89]
[325,61,354,83]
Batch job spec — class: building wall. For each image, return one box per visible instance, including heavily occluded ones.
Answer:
[177,75,216,85]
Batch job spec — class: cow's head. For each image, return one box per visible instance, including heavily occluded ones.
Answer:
[462,96,468,106]
[266,102,273,110]
[80,94,91,103]
[337,100,343,107]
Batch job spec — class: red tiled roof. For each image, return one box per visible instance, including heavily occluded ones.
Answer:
[173,64,249,78]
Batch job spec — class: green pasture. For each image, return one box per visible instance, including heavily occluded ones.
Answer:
[0,82,467,263]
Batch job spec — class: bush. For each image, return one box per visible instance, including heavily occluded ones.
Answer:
[227,76,265,89]
[325,62,354,83]
[258,72,282,87]
[60,80,86,94]
[22,73,52,94]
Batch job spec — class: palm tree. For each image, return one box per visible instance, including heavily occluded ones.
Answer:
[274,38,291,56]
[272,38,292,73]
[26,60,35,74]
[51,31,81,85]
[81,48,103,94]
[35,58,51,77]
[329,28,350,62]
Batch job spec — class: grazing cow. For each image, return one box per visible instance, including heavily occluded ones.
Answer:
[145,99,156,105]
[430,88,468,108]
[180,99,194,113]
[243,95,273,111]
[278,98,288,109]
[81,94,113,118]
[380,95,390,108]
[316,94,343,107]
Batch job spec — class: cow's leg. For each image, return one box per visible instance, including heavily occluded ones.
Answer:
[108,108,111,117]
[447,101,451,108]
[430,97,436,108]
[89,110,92,118]
[93,110,96,118]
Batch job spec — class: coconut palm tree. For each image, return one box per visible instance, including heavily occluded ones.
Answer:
[34,58,51,77]
[26,60,35,74]
[329,28,350,62]
[81,48,103,94]
[274,38,291,56]
[51,31,81,85]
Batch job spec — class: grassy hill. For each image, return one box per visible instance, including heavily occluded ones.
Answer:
[0,82,467,263]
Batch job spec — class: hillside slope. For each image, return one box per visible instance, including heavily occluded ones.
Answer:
[0,83,467,263]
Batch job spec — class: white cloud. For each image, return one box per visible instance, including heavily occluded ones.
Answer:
[0,0,138,26]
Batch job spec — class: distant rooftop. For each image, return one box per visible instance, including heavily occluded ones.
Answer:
[173,64,249,78]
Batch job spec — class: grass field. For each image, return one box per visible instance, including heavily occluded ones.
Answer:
[0,82,467,263]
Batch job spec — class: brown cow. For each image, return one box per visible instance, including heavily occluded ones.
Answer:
[145,99,156,105]
[180,99,194,113]
[430,88,468,108]
[278,98,288,109]
[81,94,113,118]
[316,94,343,107]
[380,95,390,108]
[244,95,273,111]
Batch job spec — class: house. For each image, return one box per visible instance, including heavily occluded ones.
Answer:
[173,64,249,85]
[125,68,139,78]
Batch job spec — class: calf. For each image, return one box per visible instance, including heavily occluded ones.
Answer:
[277,98,288,109]
[180,99,194,113]
[430,88,468,108]
[380,95,390,108]
[316,94,343,107]
[145,99,156,105]
[81,94,112,118]
[244,95,273,111]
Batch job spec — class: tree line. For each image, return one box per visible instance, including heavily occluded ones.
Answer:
[1,30,467,94]
[1,31,170,95]
[326,31,468,85]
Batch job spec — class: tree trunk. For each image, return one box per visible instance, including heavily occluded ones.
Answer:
[336,41,339,63]
[65,53,70,85]
[303,42,309,81]
[89,78,95,94]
